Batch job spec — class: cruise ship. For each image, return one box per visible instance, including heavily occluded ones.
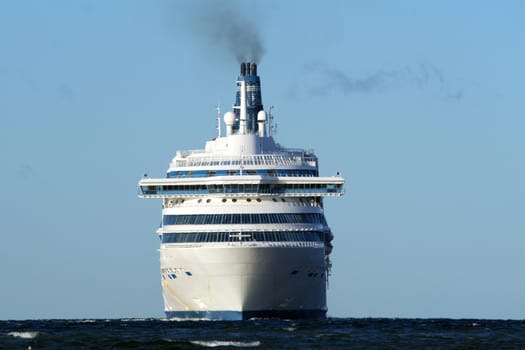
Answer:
[138,62,344,320]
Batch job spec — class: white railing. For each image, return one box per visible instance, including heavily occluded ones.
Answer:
[162,241,324,249]
[173,153,317,168]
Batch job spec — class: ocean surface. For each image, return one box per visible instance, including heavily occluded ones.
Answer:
[1,318,524,349]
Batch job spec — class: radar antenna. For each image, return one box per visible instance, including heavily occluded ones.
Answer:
[216,102,222,138]
[268,106,275,137]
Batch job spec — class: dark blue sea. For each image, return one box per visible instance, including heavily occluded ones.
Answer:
[1,318,524,349]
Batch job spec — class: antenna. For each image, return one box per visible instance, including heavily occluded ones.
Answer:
[268,106,274,137]
[216,102,222,138]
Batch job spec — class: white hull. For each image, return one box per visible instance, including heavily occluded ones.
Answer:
[160,243,327,320]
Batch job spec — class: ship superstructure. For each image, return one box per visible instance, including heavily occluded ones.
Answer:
[138,63,344,320]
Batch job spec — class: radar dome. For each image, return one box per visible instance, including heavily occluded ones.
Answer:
[224,112,235,125]
[257,110,267,121]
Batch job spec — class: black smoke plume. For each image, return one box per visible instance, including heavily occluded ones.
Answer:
[188,1,266,63]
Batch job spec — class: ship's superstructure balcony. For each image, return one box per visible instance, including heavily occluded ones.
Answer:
[167,168,318,179]
[138,175,345,198]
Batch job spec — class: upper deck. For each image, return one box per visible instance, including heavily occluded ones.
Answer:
[169,150,317,170]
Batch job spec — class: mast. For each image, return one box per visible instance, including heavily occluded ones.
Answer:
[216,104,222,138]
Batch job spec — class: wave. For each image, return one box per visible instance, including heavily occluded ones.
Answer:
[8,331,39,339]
[190,340,261,347]
[76,319,97,323]
[120,318,155,322]
[161,317,219,322]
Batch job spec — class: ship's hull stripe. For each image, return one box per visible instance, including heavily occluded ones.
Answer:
[165,309,326,321]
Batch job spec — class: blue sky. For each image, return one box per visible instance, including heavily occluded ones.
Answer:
[1,0,524,320]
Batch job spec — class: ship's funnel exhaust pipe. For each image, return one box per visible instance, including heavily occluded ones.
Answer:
[233,62,263,134]
[240,62,246,76]
[239,62,258,76]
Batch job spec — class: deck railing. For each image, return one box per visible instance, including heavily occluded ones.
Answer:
[172,152,317,168]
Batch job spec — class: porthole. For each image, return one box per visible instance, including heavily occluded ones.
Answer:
[256,198,261,202]
[232,198,237,203]
[206,199,211,203]
[281,198,286,202]
[246,198,252,202]
[272,198,277,202]
[198,199,202,203]
[222,198,227,203]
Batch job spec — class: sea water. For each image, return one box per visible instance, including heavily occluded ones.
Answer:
[1,318,524,349]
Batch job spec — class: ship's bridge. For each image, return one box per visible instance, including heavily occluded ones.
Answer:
[139,174,344,199]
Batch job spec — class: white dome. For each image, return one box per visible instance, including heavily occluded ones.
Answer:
[257,110,267,121]
[224,111,235,125]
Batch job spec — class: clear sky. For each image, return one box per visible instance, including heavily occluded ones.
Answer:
[1,0,524,320]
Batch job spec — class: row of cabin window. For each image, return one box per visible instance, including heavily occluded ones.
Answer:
[161,231,325,243]
[167,169,318,178]
[162,213,327,226]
